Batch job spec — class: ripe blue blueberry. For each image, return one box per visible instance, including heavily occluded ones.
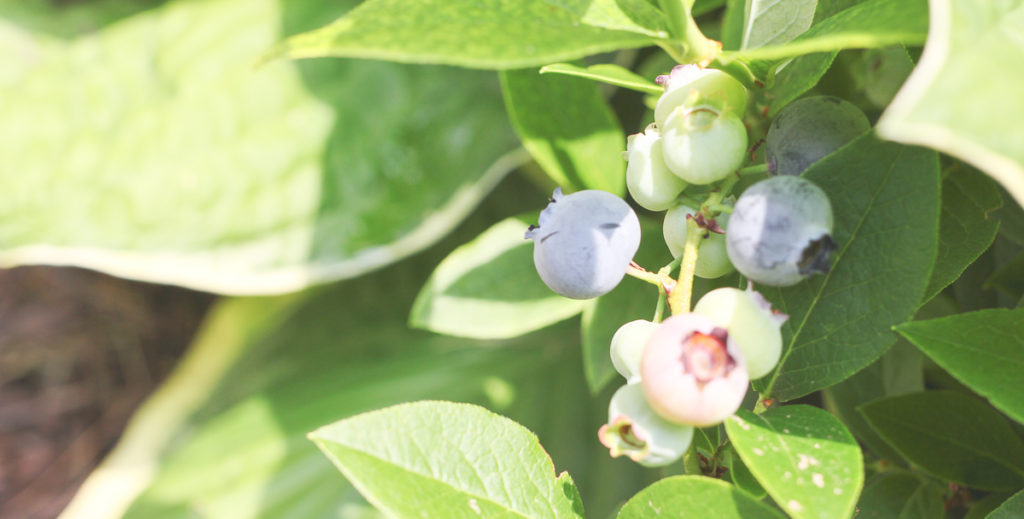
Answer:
[766,96,870,176]
[525,188,641,299]
[726,176,836,286]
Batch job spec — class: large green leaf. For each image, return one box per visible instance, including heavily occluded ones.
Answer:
[62,184,659,519]
[740,0,816,50]
[265,0,664,69]
[757,134,940,401]
[822,340,924,462]
[878,0,1024,209]
[859,391,1024,491]
[856,471,944,519]
[311,402,584,518]
[985,251,1024,300]
[500,68,626,195]
[409,215,586,339]
[989,489,1024,519]
[720,0,927,64]
[924,166,1003,302]
[725,406,863,519]
[896,308,1024,425]
[0,0,521,295]
[617,476,785,519]
[539,63,663,95]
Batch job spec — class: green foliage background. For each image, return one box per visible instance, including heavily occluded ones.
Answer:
[2,0,1023,518]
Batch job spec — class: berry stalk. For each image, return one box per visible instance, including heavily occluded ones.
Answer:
[667,216,702,314]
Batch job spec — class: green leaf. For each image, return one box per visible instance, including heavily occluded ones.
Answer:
[924,167,1003,302]
[762,52,839,117]
[310,401,584,519]
[877,0,1024,210]
[617,476,786,518]
[990,489,1024,519]
[856,471,944,519]
[722,0,927,64]
[726,450,768,499]
[0,0,521,295]
[985,251,1024,299]
[725,406,863,519]
[964,492,1015,519]
[859,391,1024,491]
[896,308,1024,425]
[500,68,626,195]
[822,339,925,462]
[266,0,663,69]
[741,0,816,50]
[410,216,586,339]
[539,63,663,95]
[757,134,940,401]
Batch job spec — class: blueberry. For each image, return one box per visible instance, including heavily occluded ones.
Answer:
[625,124,688,211]
[640,314,748,427]
[525,188,641,299]
[610,319,659,382]
[598,383,694,467]
[726,176,836,286]
[766,95,870,176]
[663,204,734,279]
[654,65,748,128]
[693,286,788,379]
[660,106,748,185]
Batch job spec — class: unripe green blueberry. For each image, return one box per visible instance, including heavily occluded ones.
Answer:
[526,188,642,299]
[598,383,694,467]
[693,287,788,379]
[610,319,660,382]
[661,106,747,185]
[641,314,749,427]
[624,125,688,211]
[726,176,835,286]
[663,204,734,279]
[654,65,748,128]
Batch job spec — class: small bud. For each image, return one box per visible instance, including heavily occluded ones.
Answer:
[599,383,694,467]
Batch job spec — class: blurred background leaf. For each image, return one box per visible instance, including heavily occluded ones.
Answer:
[0,0,520,295]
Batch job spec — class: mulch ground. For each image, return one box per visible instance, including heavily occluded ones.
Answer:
[0,266,212,519]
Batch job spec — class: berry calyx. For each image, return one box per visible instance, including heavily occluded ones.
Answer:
[598,383,694,467]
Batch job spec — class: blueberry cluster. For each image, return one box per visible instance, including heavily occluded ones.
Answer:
[523,69,860,467]
[599,287,787,466]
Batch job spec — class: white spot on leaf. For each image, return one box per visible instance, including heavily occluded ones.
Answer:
[788,500,803,512]
[812,473,825,488]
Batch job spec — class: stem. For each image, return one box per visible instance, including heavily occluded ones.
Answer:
[625,263,663,287]
[657,0,689,42]
[653,286,667,323]
[656,0,720,64]
[682,440,702,475]
[666,216,702,315]
[738,163,769,176]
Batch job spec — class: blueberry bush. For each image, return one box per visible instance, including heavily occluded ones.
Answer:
[5,0,1024,517]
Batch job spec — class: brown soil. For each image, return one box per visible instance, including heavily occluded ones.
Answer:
[0,266,212,519]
